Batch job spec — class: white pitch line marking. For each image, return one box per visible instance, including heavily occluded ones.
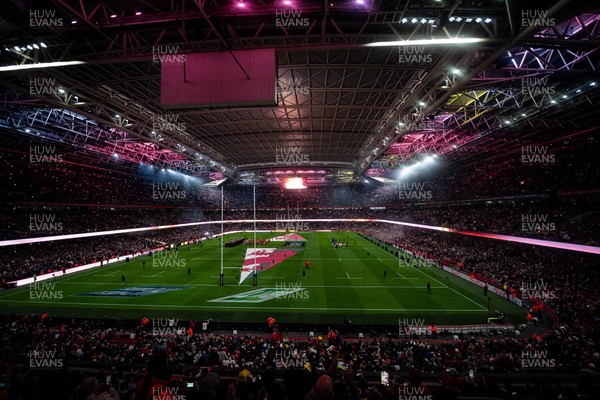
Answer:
[337,272,363,280]
[412,265,487,310]
[0,299,487,312]
[141,271,165,278]
[0,290,28,299]
[96,269,122,276]
[60,265,127,282]
[393,272,418,280]
[15,282,446,289]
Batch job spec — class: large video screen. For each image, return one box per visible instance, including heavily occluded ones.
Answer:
[282,177,307,189]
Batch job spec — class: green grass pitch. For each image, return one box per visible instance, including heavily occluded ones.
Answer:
[0,231,526,326]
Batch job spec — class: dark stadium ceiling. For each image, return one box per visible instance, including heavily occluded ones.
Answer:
[0,0,599,185]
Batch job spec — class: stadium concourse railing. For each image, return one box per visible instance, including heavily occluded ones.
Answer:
[427,324,515,335]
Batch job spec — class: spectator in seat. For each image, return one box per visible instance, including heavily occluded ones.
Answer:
[135,351,178,400]
[304,374,334,400]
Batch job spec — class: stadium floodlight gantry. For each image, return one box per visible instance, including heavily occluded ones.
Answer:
[0,0,598,186]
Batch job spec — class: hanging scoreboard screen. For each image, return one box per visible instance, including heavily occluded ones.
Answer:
[160,48,277,109]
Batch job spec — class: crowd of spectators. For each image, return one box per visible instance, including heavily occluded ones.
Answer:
[1,198,598,283]
[2,144,598,245]
[0,142,599,398]
[0,313,598,400]
[359,224,600,340]
[3,140,599,208]
[3,217,596,357]
[0,227,212,282]
[1,198,598,244]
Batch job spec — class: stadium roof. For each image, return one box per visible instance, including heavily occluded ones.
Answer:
[0,0,599,185]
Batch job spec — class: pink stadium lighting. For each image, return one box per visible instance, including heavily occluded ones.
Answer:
[237,1,246,7]
[110,14,117,18]
[1,219,599,256]
[283,0,292,5]
[135,11,142,16]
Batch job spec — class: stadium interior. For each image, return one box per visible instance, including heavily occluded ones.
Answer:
[0,0,599,399]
